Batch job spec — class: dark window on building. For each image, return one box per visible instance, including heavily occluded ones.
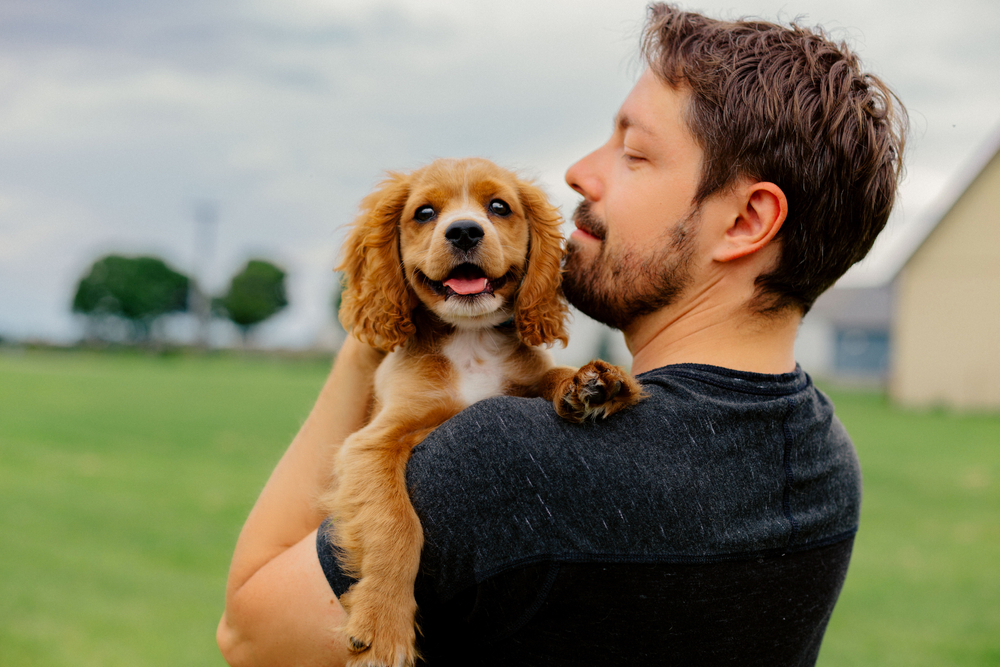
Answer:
[834,328,890,376]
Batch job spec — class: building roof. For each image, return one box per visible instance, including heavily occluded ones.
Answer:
[834,124,1000,290]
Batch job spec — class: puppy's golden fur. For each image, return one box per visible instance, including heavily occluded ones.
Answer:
[323,158,643,667]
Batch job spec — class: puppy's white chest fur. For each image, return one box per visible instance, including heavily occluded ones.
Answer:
[442,329,512,407]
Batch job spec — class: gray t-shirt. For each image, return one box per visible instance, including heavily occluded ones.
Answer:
[320,363,861,665]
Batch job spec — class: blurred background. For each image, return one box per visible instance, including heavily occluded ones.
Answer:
[1,2,998,666]
[1,0,998,365]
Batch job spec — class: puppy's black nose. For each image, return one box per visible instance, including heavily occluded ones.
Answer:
[445,220,484,252]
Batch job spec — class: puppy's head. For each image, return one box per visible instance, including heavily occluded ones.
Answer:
[338,158,568,352]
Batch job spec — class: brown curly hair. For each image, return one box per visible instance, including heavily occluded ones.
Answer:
[641,3,908,314]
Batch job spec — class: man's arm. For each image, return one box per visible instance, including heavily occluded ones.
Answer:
[217,337,383,667]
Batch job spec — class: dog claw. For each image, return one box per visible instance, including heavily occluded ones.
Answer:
[586,382,607,405]
[349,636,371,653]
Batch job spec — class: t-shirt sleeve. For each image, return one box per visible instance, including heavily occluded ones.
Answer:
[316,518,356,597]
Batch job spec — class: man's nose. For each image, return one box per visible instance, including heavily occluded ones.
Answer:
[565,149,603,200]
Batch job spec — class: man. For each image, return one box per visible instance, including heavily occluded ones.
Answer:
[218,4,906,666]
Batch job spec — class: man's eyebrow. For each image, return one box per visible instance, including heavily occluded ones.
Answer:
[614,112,657,137]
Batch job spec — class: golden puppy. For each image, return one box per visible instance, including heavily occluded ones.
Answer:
[323,158,644,667]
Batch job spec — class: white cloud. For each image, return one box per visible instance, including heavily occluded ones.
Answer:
[1,0,998,345]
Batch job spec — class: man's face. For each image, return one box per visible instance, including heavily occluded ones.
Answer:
[563,69,705,332]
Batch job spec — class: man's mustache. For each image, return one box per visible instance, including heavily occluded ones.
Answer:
[572,201,607,240]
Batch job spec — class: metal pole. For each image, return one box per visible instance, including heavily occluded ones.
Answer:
[193,200,217,348]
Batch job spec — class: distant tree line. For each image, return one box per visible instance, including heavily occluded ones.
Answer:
[72,254,288,346]
[213,260,289,345]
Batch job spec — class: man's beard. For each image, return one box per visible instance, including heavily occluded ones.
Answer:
[562,201,698,332]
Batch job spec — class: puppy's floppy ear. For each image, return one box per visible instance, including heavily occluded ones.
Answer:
[514,178,569,347]
[336,172,415,352]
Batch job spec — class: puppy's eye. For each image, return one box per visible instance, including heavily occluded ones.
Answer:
[414,205,436,223]
[489,199,511,217]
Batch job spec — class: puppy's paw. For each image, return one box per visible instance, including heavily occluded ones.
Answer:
[556,359,646,423]
[341,583,419,667]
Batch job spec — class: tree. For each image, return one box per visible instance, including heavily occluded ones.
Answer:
[72,255,189,343]
[215,259,288,345]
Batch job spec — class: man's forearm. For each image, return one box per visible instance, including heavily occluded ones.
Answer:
[225,337,382,598]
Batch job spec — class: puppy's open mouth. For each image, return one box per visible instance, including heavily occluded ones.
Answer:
[418,264,510,300]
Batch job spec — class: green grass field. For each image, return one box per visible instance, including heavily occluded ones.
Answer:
[1,349,997,666]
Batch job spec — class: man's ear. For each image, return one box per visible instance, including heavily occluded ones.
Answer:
[713,182,787,262]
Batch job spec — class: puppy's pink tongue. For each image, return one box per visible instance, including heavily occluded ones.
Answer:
[443,277,488,295]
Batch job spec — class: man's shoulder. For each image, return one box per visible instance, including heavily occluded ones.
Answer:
[406,392,607,501]
[407,379,674,483]
[410,362,830,467]
[404,362,860,604]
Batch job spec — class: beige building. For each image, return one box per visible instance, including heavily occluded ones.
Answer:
[891,142,1000,409]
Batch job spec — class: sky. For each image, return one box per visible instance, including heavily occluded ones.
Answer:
[1,0,998,355]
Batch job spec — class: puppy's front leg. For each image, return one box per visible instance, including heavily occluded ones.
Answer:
[540,359,647,422]
[328,415,451,667]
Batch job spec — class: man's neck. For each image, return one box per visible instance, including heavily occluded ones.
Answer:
[624,287,801,376]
